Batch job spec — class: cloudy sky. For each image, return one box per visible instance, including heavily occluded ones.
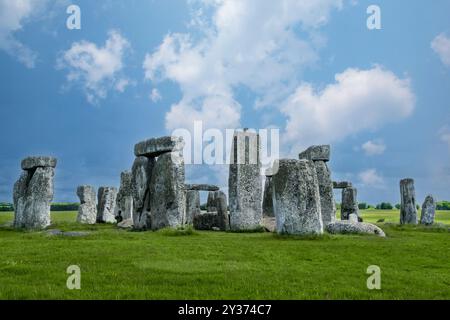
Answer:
[0,0,449,205]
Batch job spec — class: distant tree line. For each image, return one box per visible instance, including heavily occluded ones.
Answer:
[0,202,80,212]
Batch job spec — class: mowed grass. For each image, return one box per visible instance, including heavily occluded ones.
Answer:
[0,210,449,300]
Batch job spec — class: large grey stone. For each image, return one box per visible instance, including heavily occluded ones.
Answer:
[420,195,436,225]
[400,178,418,225]
[149,152,186,230]
[262,177,274,217]
[298,145,330,162]
[272,159,323,235]
[206,191,217,213]
[76,185,97,224]
[185,190,201,225]
[215,191,229,231]
[333,181,352,189]
[314,161,336,226]
[134,136,185,157]
[97,187,118,224]
[131,156,155,229]
[185,184,219,192]
[21,156,57,170]
[228,130,263,231]
[14,166,55,230]
[193,213,220,231]
[341,187,360,221]
[116,171,134,221]
[326,221,386,237]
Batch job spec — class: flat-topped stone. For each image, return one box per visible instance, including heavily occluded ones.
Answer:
[333,181,352,189]
[134,136,184,157]
[298,145,330,162]
[326,221,386,237]
[21,156,57,170]
[185,184,220,192]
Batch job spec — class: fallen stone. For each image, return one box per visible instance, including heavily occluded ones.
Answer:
[420,195,436,225]
[314,161,336,226]
[149,152,186,230]
[134,136,185,157]
[185,190,201,225]
[21,156,57,170]
[263,217,276,233]
[76,185,97,224]
[97,187,118,224]
[131,156,155,229]
[400,178,418,225]
[298,145,330,162]
[349,213,359,223]
[117,219,134,229]
[341,187,360,221]
[272,159,323,235]
[45,229,90,237]
[326,221,386,237]
[333,181,352,189]
[185,184,220,192]
[262,177,274,217]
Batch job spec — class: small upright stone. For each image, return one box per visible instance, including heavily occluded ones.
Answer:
[215,191,229,231]
[76,186,97,224]
[134,136,185,158]
[206,191,217,213]
[97,187,118,224]
[185,190,201,225]
[400,178,418,225]
[262,177,274,217]
[341,187,360,221]
[420,195,436,225]
[298,145,330,162]
[272,159,323,235]
[116,171,134,221]
[21,156,57,170]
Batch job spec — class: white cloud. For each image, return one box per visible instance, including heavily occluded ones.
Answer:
[150,88,162,103]
[58,30,130,104]
[281,66,415,154]
[362,139,386,156]
[359,169,384,187]
[144,0,343,131]
[431,33,450,67]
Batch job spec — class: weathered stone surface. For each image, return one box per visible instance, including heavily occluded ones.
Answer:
[193,213,221,231]
[229,130,263,231]
[263,217,276,233]
[76,185,97,224]
[21,156,57,170]
[117,219,133,229]
[314,161,336,226]
[215,191,229,231]
[97,187,118,224]
[421,195,436,225]
[341,187,360,221]
[134,136,185,157]
[349,213,359,223]
[326,221,386,237]
[262,177,274,217]
[272,159,323,235]
[333,181,352,189]
[206,191,217,213]
[149,152,186,230]
[131,156,155,229]
[46,229,90,237]
[116,171,134,221]
[185,190,201,225]
[185,184,219,192]
[400,178,418,225]
[298,145,330,162]
[13,164,55,230]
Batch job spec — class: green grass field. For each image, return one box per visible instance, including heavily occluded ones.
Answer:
[0,210,449,300]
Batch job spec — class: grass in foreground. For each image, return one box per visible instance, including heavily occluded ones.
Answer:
[0,210,449,300]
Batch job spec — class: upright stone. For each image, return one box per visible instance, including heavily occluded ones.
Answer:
[116,171,134,221]
[228,130,263,231]
[131,156,154,230]
[185,190,201,225]
[400,178,418,225]
[97,187,118,224]
[149,152,186,230]
[272,159,323,235]
[13,156,56,230]
[76,185,97,224]
[420,195,436,225]
[262,177,274,217]
[313,161,336,226]
[341,187,360,221]
[206,191,217,213]
[215,191,229,231]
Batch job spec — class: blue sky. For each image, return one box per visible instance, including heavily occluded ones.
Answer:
[1,0,450,205]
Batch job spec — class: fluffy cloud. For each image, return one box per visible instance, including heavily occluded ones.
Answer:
[0,0,49,68]
[58,30,130,104]
[359,169,384,188]
[144,0,343,131]
[281,66,415,153]
[150,88,162,103]
[362,139,386,156]
[431,33,450,67]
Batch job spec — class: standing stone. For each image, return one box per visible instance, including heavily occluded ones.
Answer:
[341,187,360,221]
[131,156,155,230]
[313,161,336,226]
[185,190,201,225]
[262,177,274,217]
[116,171,134,221]
[97,187,118,223]
[149,152,186,230]
[400,178,418,225]
[206,191,217,213]
[228,130,263,231]
[76,186,97,224]
[13,157,56,230]
[272,159,323,235]
[420,195,436,225]
[215,191,229,231]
